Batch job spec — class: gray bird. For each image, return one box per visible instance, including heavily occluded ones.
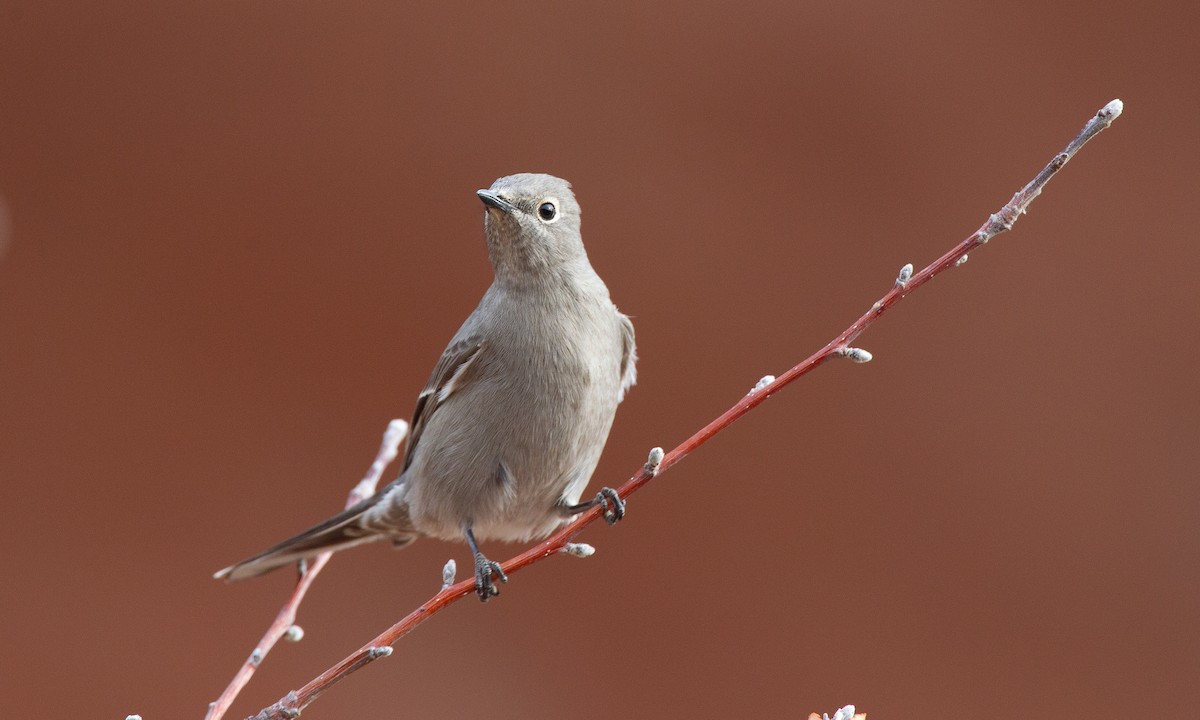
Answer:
[215,173,637,601]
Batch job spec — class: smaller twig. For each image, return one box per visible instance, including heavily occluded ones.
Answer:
[204,420,407,720]
[350,420,410,506]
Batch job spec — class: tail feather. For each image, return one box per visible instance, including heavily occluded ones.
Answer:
[214,496,412,582]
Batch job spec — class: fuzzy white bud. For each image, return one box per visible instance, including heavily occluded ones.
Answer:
[562,542,596,558]
[645,447,665,475]
[839,347,873,363]
[750,375,775,394]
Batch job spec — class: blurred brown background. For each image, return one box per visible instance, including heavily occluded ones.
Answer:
[0,1,1194,718]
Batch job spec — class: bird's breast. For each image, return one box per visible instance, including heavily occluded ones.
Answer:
[404,291,625,542]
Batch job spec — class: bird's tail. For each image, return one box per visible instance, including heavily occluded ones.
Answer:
[214,494,416,582]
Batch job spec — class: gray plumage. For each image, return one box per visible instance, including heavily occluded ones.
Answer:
[215,173,636,600]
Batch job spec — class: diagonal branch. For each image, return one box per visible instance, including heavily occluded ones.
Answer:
[204,420,408,720]
[245,99,1123,720]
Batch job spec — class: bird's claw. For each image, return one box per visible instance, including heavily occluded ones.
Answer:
[596,487,625,525]
[473,556,507,602]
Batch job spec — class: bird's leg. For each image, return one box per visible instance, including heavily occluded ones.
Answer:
[562,487,626,525]
[464,527,506,602]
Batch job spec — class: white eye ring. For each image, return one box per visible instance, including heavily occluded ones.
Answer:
[536,197,560,224]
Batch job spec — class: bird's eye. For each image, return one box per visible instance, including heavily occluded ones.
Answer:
[537,202,557,222]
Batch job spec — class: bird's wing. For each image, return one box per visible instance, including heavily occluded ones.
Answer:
[402,335,488,471]
[617,313,637,402]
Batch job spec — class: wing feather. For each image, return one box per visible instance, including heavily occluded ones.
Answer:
[403,336,487,471]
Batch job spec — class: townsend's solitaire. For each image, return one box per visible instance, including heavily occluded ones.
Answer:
[215,173,637,601]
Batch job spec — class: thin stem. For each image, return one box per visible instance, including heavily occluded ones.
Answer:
[247,100,1123,720]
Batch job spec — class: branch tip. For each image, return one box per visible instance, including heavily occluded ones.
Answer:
[385,418,409,442]
[351,419,410,503]
[895,263,914,287]
[838,347,873,364]
[1100,98,1123,121]
[561,542,596,558]
[645,447,665,475]
[441,559,457,589]
[750,375,776,394]
[283,625,304,643]
[126,715,143,720]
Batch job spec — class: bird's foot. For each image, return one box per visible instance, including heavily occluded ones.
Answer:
[595,487,625,524]
[563,487,627,525]
[473,553,507,602]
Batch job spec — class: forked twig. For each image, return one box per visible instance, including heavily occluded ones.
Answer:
[204,420,408,720]
[232,100,1121,720]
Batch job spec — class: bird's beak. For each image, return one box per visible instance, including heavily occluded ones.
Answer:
[476,189,517,214]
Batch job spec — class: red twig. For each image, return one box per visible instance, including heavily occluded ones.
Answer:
[246,100,1123,720]
[205,420,408,720]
